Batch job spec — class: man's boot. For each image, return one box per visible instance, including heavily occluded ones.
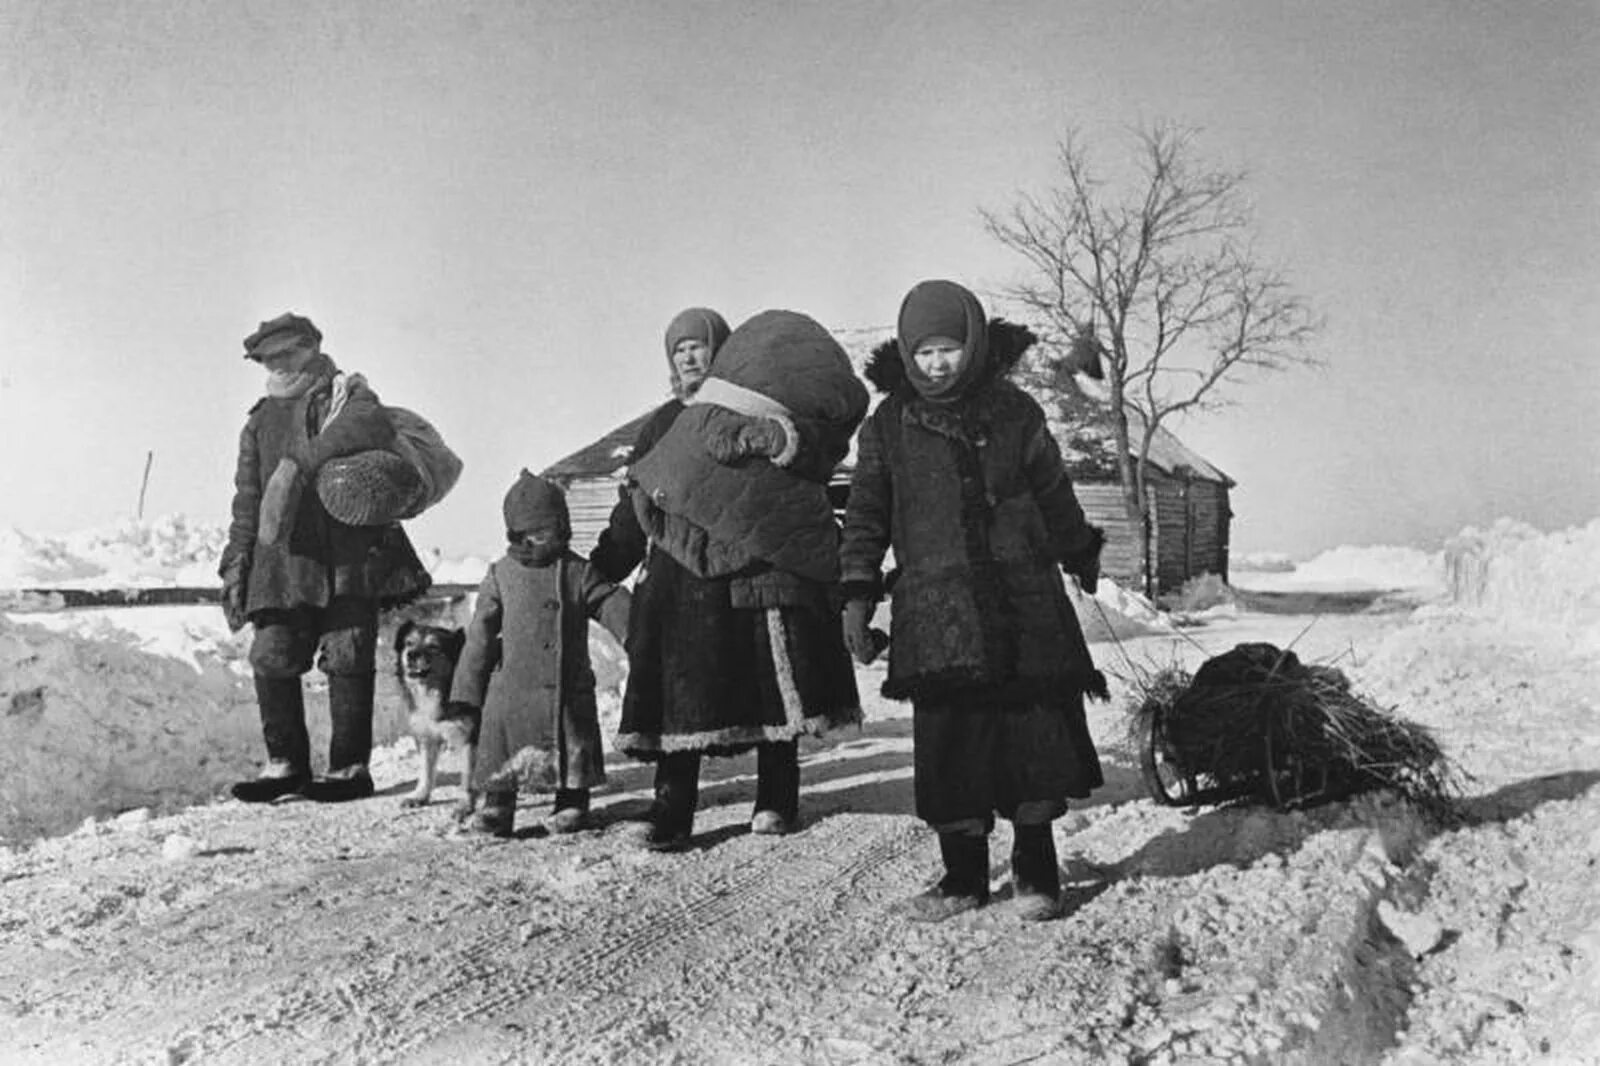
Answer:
[752,740,799,835]
[1012,823,1064,922]
[902,831,990,922]
[232,676,311,803]
[304,672,376,802]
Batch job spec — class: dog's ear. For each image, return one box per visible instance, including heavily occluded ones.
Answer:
[393,619,416,653]
[446,627,467,659]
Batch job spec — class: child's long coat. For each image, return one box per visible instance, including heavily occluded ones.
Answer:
[451,551,630,792]
[840,334,1107,705]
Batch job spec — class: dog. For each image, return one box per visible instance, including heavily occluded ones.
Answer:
[393,620,476,816]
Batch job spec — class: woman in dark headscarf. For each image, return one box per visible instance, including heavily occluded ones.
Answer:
[591,307,863,851]
[840,280,1107,922]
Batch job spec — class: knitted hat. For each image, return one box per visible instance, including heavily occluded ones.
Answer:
[315,450,426,526]
[244,312,323,361]
[502,470,570,538]
[896,280,989,400]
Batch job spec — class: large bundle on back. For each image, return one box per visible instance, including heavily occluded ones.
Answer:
[1131,642,1460,817]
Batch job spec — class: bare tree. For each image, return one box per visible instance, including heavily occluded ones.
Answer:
[983,122,1321,597]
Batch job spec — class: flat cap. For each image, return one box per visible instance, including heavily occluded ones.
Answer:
[243,312,323,360]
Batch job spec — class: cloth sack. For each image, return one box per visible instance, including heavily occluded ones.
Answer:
[322,372,463,520]
[386,406,463,518]
[628,310,868,582]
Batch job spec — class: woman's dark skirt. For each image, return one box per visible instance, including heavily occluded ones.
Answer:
[616,550,861,759]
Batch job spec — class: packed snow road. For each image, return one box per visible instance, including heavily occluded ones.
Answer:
[2,606,1599,1064]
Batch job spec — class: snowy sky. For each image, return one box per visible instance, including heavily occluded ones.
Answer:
[2,0,1596,559]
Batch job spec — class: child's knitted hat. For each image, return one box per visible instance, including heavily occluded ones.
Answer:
[502,470,570,538]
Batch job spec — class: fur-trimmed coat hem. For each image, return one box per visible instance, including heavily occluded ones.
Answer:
[615,709,861,759]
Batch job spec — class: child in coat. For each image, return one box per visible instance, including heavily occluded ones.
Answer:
[448,471,631,837]
[840,279,1107,922]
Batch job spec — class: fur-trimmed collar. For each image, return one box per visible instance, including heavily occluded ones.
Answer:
[863,319,1037,399]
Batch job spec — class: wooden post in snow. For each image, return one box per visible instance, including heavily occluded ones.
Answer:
[136,451,153,521]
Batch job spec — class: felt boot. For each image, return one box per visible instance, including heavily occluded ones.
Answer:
[325,671,376,773]
[646,752,699,852]
[548,788,590,834]
[232,677,311,802]
[303,673,377,802]
[470,791,517,838]
[902,832,990,922]
[752,740,800,834]
[303,762,375,803]
[1012,823,1064,922]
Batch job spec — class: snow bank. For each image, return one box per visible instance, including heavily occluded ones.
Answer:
[0,614,264,844]
[0,513,489,592]
[1230,542,1444,595]
[419,548,492,586]
[0,515,228,590]
[1071,578,1176,641]
[1232,550,1296,573]
[1443,517,1600,641]
[18,605,251,674]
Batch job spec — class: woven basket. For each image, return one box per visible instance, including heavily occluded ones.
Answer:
[315,450,427,527]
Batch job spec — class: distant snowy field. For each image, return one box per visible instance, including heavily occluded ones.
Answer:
[2,514,1597,845]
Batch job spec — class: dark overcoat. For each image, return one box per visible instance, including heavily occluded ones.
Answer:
[220,366,430,617]
[839,329,1107,705]
[593,394,860,759]
[451,551,629,792]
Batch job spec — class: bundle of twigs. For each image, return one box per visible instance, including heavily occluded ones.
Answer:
[1128,642,1461,816]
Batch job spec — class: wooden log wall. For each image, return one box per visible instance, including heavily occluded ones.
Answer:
[560,472,1231,596]
[565,478,626,557]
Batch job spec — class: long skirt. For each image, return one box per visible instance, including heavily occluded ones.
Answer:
[616,550,861,758]
[912,693,1103,827]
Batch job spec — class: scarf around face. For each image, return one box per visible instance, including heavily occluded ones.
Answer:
[263,350,337,399]
[896,280,989,402]
[506,537,566,568]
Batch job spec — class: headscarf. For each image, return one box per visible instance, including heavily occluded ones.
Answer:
[895,280,989,401]
[663,307,731,399]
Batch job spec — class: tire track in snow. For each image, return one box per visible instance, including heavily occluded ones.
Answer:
[159,815,925,1064]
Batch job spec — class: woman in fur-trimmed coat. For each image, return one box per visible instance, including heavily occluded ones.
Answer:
[592,307,862,851]
[839,279,1106,923]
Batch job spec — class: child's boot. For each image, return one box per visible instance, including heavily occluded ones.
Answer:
[1011,823,1064,922]
[902,831,990,922]
[469,791,517,838]
[548,788,590,834]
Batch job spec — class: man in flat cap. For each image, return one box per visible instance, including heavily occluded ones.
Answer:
[220,312,430,803]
